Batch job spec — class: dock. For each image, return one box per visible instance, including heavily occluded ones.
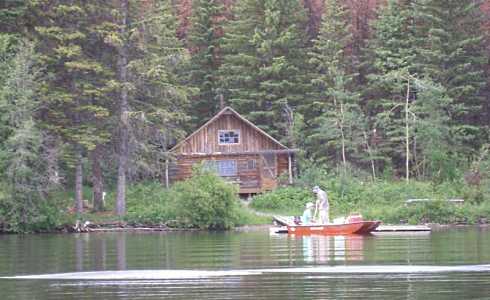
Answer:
[374,225,431,232]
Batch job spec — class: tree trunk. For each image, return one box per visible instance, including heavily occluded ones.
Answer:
[75,154,83,214]
[405,78,410,183]
[363,130,376,180]
[91,145,104,212]
[116,0,129,216]
[339,102,347,167]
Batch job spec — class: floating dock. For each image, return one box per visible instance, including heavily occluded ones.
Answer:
[374,225,431,232]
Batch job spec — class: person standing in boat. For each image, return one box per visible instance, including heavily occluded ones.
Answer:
[313,186,329,224]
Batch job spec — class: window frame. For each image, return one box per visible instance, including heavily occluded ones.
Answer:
[203,159,238,177]
[218,129,241,145]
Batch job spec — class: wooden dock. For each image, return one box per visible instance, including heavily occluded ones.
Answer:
[374,225,431,232]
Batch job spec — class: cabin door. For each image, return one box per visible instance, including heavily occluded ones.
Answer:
[260,153,277,191]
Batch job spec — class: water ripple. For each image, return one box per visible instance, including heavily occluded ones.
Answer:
[4,264,490,280]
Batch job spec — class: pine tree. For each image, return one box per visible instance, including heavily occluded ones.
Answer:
[0,0,27,34]
[306,0,365,170]
[127,0,191,180]
[0,40,49,232]
[413,0,487,154]
[187,0,225,126]
[33,1,113,213]
[363,0,417,175]
[220,0,309,141]
[412,78,455,181]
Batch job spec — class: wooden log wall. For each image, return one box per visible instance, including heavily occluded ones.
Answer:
[170,153,291,193]
[176,113,283,154]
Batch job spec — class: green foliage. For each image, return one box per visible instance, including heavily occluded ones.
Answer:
[123,182,176,225]
[33,0,113,152]
[250,187,311,214]
[413,0,487,152]
[0,0,27,34]
[0,192,67,233]
[127,0,192,179]
[234,207,272,226]
[220,0,310,142]
[172,169,239,229]
[120,179,264,228]
[305,0,365,167]
[0,39,65,233]
[251,165,490,225]
[187,0,225,125]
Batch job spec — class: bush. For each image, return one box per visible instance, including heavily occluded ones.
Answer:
[0,187,66,233]
[123,182,175,225]
[172,169,239,230]
[249,164,490,225]
[250,187,311,214]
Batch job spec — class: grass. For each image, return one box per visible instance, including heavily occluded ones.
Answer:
[50,179,274,228]
[250,178,490,225]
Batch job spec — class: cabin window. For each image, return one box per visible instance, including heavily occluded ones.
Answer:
[203,160,237,177]
[247,159,256,170]
[218,160,237,176]
[218,130,240,145]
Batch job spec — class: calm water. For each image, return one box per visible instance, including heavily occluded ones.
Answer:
[1,227,490,299]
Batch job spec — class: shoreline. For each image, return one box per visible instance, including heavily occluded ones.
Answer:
[1,222,488,235]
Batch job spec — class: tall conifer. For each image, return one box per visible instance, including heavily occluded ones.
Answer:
[413,0,487,153]
[187,0,225,126]
[306,0,365,169]
[220,0,309,141]
[33,1,112,213]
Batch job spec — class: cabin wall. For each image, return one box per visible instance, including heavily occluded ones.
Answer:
[170,154,261,193]
[175,113,283,154]
[169,153,291,193]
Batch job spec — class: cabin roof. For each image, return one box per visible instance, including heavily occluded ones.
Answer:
[170,106,289,152]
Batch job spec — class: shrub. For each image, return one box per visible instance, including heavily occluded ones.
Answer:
[250,187,311,214]
[0,188,66,233]
[172,169,239,229]
[123,182,175,225]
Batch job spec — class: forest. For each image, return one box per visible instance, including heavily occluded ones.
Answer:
[0,0,489,231]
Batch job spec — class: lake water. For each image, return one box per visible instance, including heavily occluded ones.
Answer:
[1,227,490,299]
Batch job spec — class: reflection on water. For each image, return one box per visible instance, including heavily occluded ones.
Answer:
[301,235,365,263]
[0,228,490,299]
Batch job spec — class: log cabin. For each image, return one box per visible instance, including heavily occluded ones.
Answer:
[166,107,297,195]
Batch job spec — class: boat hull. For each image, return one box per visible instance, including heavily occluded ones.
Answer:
[353,221,382,234]
[287,221,381,235]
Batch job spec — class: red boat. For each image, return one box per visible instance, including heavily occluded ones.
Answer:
[286,221,381,235]
[354,220,382,234]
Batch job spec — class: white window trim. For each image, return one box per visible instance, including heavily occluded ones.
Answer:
[218,129,241,145]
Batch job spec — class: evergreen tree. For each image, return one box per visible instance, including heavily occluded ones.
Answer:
[0,40,49,232]
[306,0,365,170]
[413,0,487,154]
[364,0,418,175]
[220,0,309,141]
[33,1,113,213]
[127,0,191,180]
[187,0,225,126]
[412,78,455,182]
[0,0,27,34]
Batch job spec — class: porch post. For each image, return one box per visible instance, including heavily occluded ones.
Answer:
[288,153,293,184]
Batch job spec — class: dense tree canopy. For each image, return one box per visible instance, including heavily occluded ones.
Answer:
[0,0,488,223]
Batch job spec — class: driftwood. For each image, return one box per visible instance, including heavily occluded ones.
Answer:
[71,219,175,233]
